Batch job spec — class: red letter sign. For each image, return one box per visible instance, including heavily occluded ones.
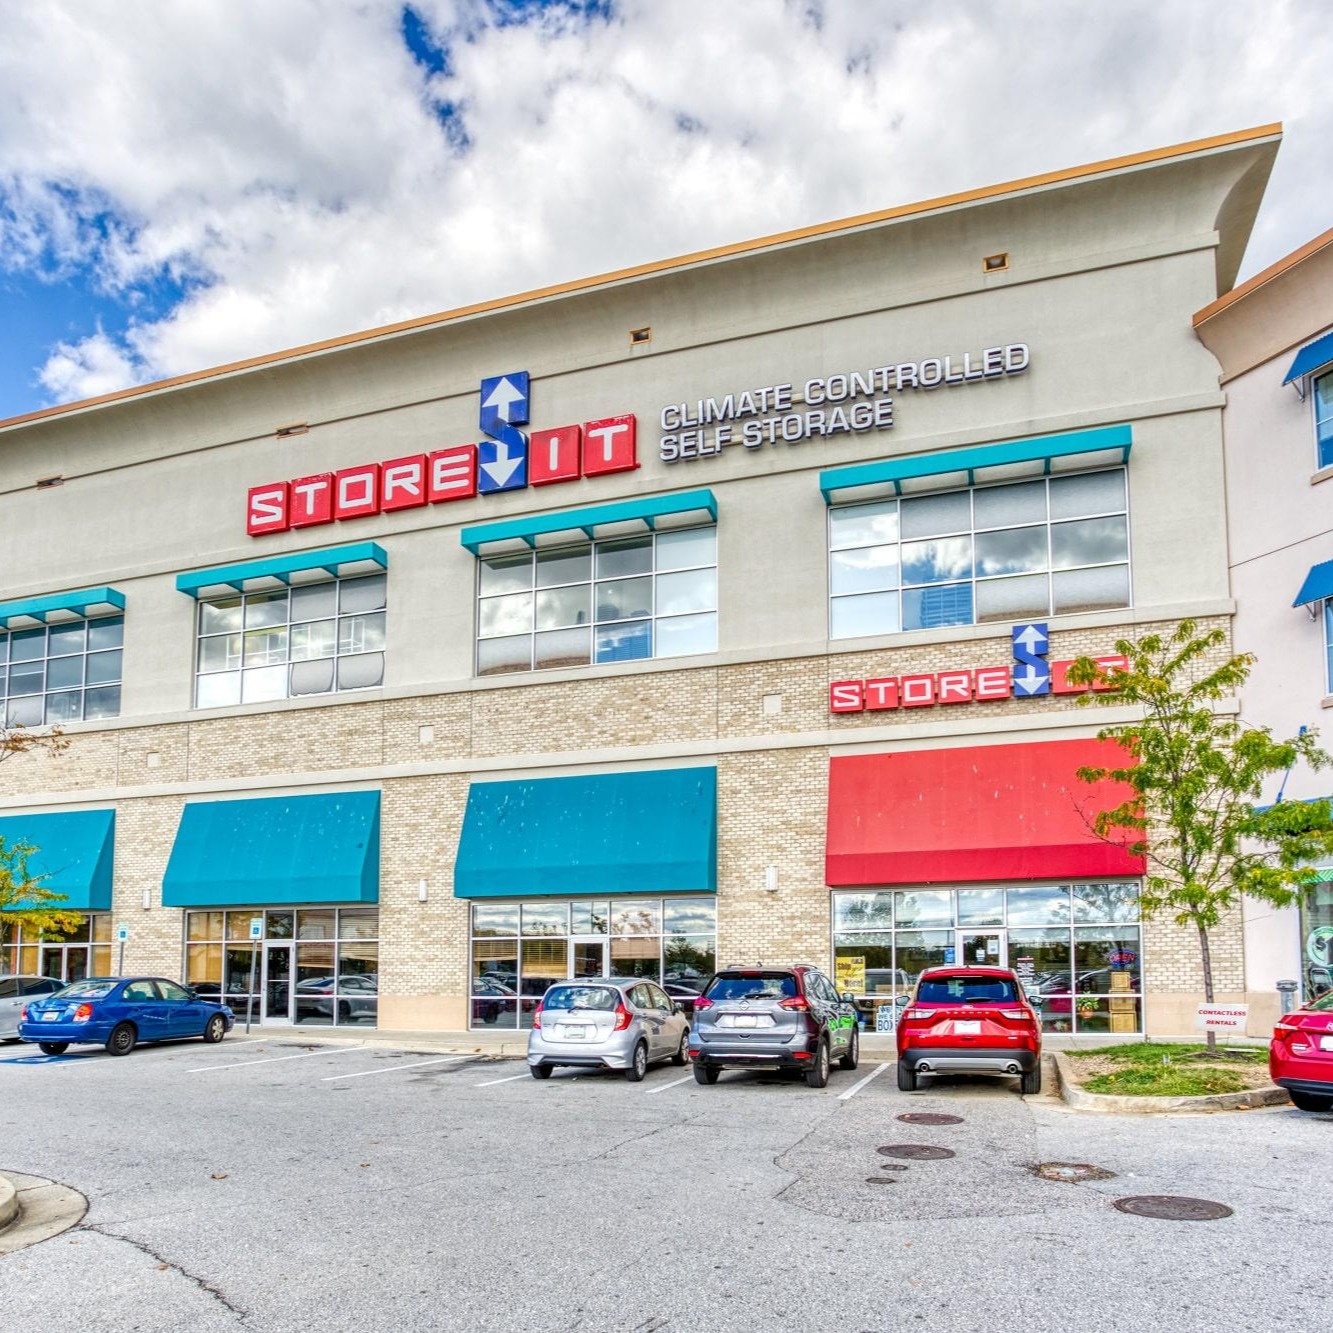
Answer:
[900,674,937,708]
[380,455,428,512]
[937,670,973,705]
[974,665,1011,700]
[864,678,900,711]
[830,681,865,713]
[247,482,290,535]
[582,415,638,477]
[334,465,382,520]
[289,474,334,528]
[428,445,478,503]
[530,425,582,486]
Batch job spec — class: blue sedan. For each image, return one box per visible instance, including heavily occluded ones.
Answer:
[18,977,235,1056]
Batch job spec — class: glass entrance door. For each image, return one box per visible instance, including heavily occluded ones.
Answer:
[959,931,1005,968]
[569,937,609,979]
[262,944,293,1023]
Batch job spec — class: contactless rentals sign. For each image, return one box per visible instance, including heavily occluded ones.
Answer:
[246,372,638,536]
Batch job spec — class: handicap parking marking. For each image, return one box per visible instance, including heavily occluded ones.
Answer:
[322,1055,474,1082]
[474,1071,531,1087]
[836,1061,891,1101]
[645,1074,695,1095]
[188,1045,368,1074]
[0,1051,104,1066]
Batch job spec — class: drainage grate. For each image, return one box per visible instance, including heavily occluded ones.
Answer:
[1112,1195,1234,1221]
[897,1112,964,1126]
[1030,1162,1117,1183]
[877,1144,956,1161]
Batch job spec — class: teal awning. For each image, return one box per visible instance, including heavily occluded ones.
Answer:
[162,792,380,907]
[455,767,717,898]
[460,490,716,555]
[820,424,1133,503]
[1294,559,1333,607]
[0,586,124,631]
[1284,330,1333,386]
[0,810,115,911]
[175,542,387,599]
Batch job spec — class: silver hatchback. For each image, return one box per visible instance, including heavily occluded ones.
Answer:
[527,978,690,1081]
[0,976,63,1040]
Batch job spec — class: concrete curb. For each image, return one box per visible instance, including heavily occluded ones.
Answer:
[1052,1051,1290,1114]
[0,1175,16,1230]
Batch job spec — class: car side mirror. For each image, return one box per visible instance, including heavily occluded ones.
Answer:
[672,1001,683,1015]
[894,993,911,1006]
[840,992,856,1005]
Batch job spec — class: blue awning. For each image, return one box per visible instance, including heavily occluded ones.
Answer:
[0,810,115,911]
[0,587,124,631]
[162,792,380,907]
[1284,330,1333,385]
[460,490,716,555]
[175,542,387,599]
[820,424,1132,503]
[1294,559,1333,607]
[454,767,717,898]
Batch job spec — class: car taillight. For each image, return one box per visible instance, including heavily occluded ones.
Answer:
[778,997,809,1011]
[532,1003,543,1030]
[19,1005,28,1021]
[613,1003,633,1031]
[1273,1020,1302,1033]
[72,1004,93,1023]
[903,1008,933,1020]
[1000,1010,1029,1020]
[693,996,714,1011]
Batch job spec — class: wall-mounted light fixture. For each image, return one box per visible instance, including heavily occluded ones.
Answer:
[141,888,151,910]
[764,865,779,893]
[418,878,429,903]
[629,326,652,346]
[982,252,1009,273]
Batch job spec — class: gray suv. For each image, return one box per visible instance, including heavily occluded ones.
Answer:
[688,964,859,1088]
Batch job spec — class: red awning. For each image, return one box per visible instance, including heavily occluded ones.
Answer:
[825,738,1143,885]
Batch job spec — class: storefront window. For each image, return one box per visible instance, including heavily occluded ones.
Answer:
[1,914,112,981]
[193,574,385,708]
[469,896,718,1029]
[476,526,718,675]
[1301,880,1333,998]
[0,613,123,726]
[830,882,1143,1034]
[183,907,378,1026]
[829,467,1130,638]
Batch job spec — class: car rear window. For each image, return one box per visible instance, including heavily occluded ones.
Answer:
[542,985,619,1012]
[916,975,1020,1005]
[1309,991,1333,1012]
[54,980,118,999]
[704,973,798,1002]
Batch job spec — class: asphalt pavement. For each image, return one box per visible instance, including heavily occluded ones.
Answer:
[0,1034,1326,1332]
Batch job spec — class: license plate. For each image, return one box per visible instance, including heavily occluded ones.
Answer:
[733,1015,758,1028]
[563,1026,589,1040]
[952,1020,981,1035]
[1320,1036,1333,1052]
[41,1011,60,1022]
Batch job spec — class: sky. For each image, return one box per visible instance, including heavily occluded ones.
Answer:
[0,0,1330,422]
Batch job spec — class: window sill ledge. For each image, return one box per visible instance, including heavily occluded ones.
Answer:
[1321,694,1333,710]
[1311,465,1333,486]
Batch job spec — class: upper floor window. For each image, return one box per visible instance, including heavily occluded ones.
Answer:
[0,615,123,726]
[194,574,385,708]
[828,468,1130,639]
[476,526,717,675]
[1315,370,1333,470]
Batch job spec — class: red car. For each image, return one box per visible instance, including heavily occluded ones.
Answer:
[897,965,1043,1095]
[1270,991,1333,1112]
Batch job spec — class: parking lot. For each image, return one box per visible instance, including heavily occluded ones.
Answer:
[0,1034,1327,1332]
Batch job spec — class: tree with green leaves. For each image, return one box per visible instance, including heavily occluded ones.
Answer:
[1069,619,1333,1049]
[0,833,83,939]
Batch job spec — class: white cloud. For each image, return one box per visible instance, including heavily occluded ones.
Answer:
[1,0,1329,407]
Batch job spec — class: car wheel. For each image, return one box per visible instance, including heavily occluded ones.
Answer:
[671,1030,689,1066]
[106,1022,137,1057]
[530,1063,553,1080]
[897,1058,917,1092]
[1020,1063,1043,1096]
[38,1041,69,1055]
[626,1041,648,1082]
[1289,1088,1333,1113]
[693,1062,720,1085]
[838,1026,860,1071]
[337,1000,351,1023]
[203,1014,226,1044]
[805,1038,831,1089]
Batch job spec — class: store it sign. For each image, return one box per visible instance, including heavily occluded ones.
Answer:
[829,622,1126,713]
[246,372,638,536]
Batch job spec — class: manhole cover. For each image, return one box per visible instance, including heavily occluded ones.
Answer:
[897,1112,964,1126]
[1112,1195,1233,1221]
[876,1144,956,1161]
[864,1176,899,1185]
[1030,1162,1117,1183]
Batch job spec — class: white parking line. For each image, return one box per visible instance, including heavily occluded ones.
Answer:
[322,1055,471,1081]
[474,1072,530,1087]
[645,1074,695,1095]
[188,1046,366,1073]
[837,1061,890,1101]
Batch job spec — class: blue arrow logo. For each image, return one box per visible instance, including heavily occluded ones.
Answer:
[477,439,528,493]
[1011,621,1050,696]
[478,371,530,491]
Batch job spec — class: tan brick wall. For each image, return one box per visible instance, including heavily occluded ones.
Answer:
[110,795,187,979]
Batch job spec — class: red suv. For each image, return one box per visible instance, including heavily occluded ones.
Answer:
[1269,990,1333,1112]
[896,966,1042,1095]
